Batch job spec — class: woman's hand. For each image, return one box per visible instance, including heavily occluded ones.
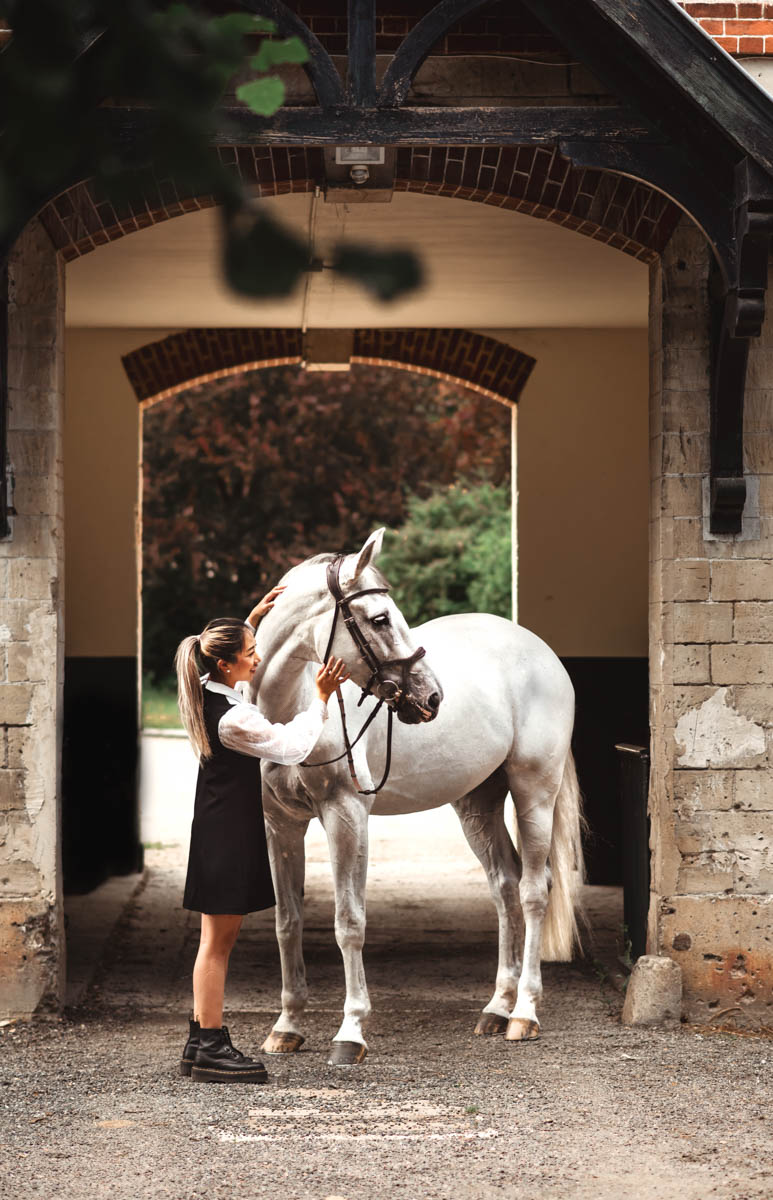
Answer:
[315,657,350,703]
[247,585,286,629]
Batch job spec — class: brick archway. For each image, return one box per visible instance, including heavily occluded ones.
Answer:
[122,327,536,407]
[41,144,681,267]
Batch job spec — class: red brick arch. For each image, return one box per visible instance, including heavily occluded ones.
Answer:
[40,144,681,267]
[122,327,535,407]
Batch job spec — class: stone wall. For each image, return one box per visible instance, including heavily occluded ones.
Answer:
[0,219,65,1018]
[649,219,773,1026]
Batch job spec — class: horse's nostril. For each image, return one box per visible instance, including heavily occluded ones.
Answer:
[427,692,440,712]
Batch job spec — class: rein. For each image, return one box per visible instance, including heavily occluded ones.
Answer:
[303,555,427,795]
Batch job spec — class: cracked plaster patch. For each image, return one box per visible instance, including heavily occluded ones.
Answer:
[675,687,766,768]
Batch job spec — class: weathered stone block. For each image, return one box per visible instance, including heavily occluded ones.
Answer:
[6,727,29,769]
[621,955,682,1026]
[673,517,706,560]
[734,602,773,642]
[0,768,25,812]
[677,853,735,894]
[711,559,773,601]
[657,476,702,519]
[8,558,52,602]
[674,602,733,644]
[661,895,773,1026]
[0,516,57,560]
[6,431,58,478]
[746,433,773,474]
[662,431,709,474]
[0,684,32,725]
[660,390,709,434]
[669,560,709,602]
[7,643,44,684]
[733,685,773,726]
[674,687,767,768]
[734,770,773,809]
[7,389,60,432]
[0,860,41,895]
[0,898,57,1020]
[712,644,773,686]
[0,600,37,643]
[673,769,735,813]
[673,644,710,683]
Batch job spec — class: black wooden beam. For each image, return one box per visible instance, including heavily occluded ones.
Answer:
[379,0,490,108]
[101,104,659,147]
[241,0,345,107]
[0,258,8,540]
[709,160,773,533]
[346,0,377,107]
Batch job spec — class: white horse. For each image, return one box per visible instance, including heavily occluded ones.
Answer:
[251,530,584,1065]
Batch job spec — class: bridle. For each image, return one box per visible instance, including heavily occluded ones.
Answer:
[303,554,428,795]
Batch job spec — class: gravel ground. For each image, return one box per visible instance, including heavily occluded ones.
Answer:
[2,834,772,1200]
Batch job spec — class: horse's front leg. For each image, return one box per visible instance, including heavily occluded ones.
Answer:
[452,771,523,1037]
[262,789,310,1054]
[318,789,372,1066]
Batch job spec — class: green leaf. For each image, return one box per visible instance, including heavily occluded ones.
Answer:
[211,14,277,37]
[332,245,423,303]
[250,37,309,73]
[236,76,286,116]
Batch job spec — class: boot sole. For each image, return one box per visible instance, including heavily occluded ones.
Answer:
[191,1065,268,1084]
[180,1058,195,1078]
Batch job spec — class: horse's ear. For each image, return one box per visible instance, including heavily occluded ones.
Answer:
[342,528,385,587]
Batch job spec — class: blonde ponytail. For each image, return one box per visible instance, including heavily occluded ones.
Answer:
[174,617,250,761]
[175,635,213,760]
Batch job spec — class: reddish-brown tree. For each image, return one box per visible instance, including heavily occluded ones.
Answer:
[142,364,510,679]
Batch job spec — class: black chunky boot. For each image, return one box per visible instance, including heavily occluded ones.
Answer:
[191,1026,268,1084]
[180,1018,200,1077]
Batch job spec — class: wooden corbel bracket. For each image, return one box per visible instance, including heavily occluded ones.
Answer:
[710,159,773,534]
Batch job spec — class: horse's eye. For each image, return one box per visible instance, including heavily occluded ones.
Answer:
[371,613,390,627]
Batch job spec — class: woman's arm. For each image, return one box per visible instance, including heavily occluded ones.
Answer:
[218,697,329,765]
[218,658,349,765]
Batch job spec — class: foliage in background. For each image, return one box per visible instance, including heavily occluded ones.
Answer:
[0,0,420,301]
[142,365,511,681]
[378,483,511,627]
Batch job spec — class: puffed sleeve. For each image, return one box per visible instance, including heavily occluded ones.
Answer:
[217,697,328,765]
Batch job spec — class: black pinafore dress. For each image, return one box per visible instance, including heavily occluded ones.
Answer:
[182,689,276,915]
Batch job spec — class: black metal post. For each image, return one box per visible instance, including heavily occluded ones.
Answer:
[615,743,650,963]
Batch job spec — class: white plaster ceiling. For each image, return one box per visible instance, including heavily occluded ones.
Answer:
[65,191,648,329]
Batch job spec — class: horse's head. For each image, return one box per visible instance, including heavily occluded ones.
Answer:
[323,530,443,725]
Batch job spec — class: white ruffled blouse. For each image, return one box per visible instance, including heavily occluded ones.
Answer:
[202,676,328,766]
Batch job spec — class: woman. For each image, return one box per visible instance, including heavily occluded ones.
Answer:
[174,586,349,1083]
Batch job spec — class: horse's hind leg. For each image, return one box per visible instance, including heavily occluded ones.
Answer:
[262,802,309,1054]
[505,763,563,1042]
[452,769,524,1037]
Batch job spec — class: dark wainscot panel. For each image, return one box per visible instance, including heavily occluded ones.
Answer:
[561,657,649,886]
[62,657,143,894]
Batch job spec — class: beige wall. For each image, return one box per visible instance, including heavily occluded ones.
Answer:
[64,329,174,657]
[64,326,648,661]
[496,328,649,658]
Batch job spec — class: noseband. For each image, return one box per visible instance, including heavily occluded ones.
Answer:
[304,555,428,795]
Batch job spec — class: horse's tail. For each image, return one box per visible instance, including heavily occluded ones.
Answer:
[541,749,586,962]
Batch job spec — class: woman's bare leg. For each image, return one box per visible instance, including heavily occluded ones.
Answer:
[193,913,242,1028]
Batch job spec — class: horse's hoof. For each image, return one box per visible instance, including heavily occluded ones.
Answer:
[474,1012,509,1037]
[505,1017,541,1042]
[261,1030,305,1054]
[328,1041,367,1066]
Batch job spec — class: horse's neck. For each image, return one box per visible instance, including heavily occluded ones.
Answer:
[255,640,317,724]
[253,573,324,722]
